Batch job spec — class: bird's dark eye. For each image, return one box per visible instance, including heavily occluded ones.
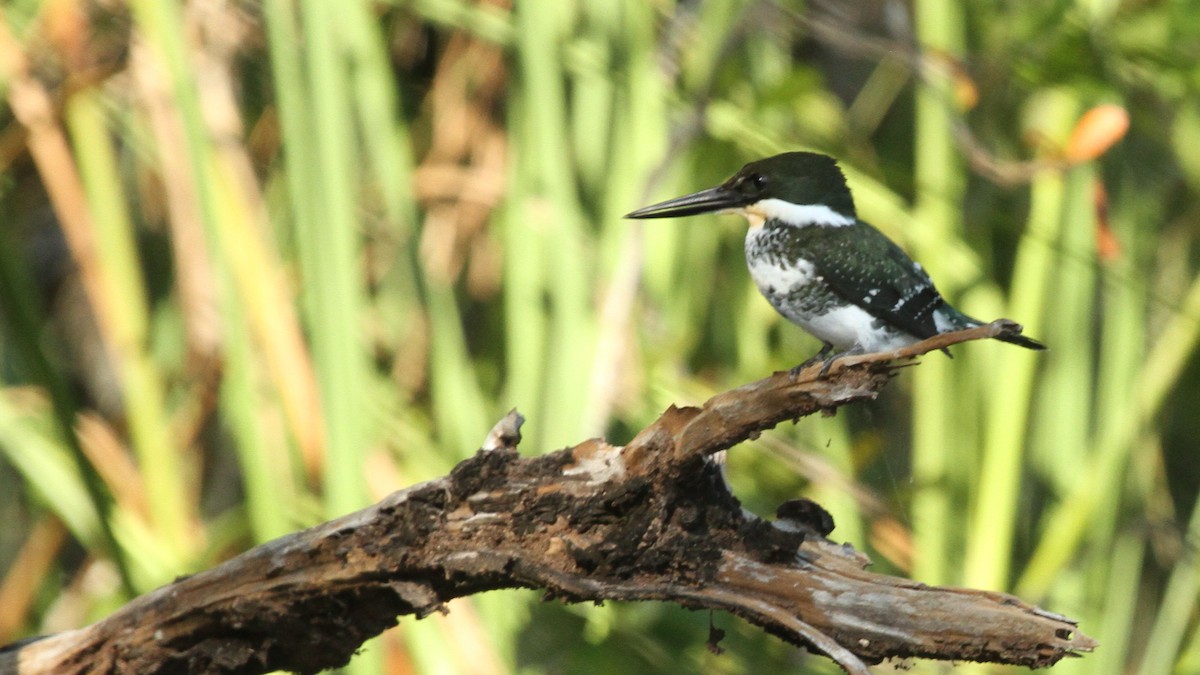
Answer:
[730,172,768,197]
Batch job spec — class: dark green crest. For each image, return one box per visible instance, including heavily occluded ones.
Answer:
[729,152,856,218]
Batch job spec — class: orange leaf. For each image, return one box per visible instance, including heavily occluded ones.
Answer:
[1066,104,1130,163]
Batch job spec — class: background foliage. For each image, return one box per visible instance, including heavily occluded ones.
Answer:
[1,0,1199,673]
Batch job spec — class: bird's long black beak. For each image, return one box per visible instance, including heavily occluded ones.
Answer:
[624,185,747,219]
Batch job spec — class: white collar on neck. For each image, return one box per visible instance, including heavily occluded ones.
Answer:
[740,198,855,228]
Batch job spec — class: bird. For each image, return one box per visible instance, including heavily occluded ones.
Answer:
[625,151,1045,373]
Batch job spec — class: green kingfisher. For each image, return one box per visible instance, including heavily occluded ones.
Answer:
[625,152,1045,369]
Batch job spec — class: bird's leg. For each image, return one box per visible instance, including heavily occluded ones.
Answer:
[788,342,835,379]
[817,345,865,378]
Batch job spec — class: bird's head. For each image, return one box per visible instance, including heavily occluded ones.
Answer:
[625,152,856,228]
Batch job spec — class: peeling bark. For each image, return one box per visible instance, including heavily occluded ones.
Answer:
[0,321,1094,674]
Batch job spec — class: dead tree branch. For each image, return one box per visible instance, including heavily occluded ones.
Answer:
[0,321,1094,674]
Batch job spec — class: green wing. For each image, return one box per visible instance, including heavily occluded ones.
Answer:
[794,221,952,339]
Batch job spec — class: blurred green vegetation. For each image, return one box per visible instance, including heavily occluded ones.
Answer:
[0,0,1198,672]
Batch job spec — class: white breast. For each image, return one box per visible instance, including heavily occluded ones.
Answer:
[747,257,817,293]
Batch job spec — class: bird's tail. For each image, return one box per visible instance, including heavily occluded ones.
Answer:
[994,331,1047,351]
[946,307,1047,351]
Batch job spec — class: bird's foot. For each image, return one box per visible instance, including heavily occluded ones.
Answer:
[788,344,867,380]
[788,343,835,379]
[816,353,843,378]
[816,346,866,378]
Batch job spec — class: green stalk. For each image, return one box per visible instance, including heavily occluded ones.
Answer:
[500,161,551,441]
[277,5,383,673]
[805,418,865,549]
[960,88,1076,593]
[580,0,667,435]
[1090,532,1145,675]
[0,390,103,551]
[1031,165,1096,489]
[296,0,371,517]
[344,3,418,228]
[962,165,1058,590]
[426,281,491,458]
[221,293,293,541]
[910,0,965,587]
[570,2,616,193]
[1069,165,1147,674]
[66,89,195,566]
[133,0,312,560]
[1023,160,1099,631]
[909,356,951,585]
[513,0,593,450]
[1136,487,1200,675]
[1019,261,1200,597]
[347,0,487,472]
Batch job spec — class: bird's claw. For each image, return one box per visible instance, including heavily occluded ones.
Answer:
[789,343,835,379]
[817,354,841,378]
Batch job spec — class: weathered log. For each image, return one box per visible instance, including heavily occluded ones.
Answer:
[0,321,1094,674]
